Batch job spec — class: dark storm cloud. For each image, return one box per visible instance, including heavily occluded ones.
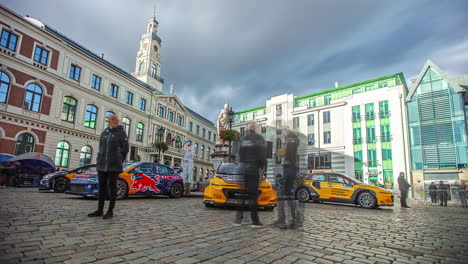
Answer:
[3,0,468,123]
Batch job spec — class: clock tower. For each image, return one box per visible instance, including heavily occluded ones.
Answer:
[134,9,164,92]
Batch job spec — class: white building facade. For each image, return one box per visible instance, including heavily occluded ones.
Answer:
[233,73,411,189]
[0,6,216,184]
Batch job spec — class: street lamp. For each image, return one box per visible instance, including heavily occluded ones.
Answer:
[227,107,235,162]
[156,127,165,163]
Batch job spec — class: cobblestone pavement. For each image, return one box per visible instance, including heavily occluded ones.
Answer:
[0,188,467,264]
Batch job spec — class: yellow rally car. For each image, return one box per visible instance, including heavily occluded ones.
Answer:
[295,173,393,209]
[204,163,277,209]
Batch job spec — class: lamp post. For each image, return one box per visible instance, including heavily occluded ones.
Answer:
[227,107,235,162]
[156,127,165,163]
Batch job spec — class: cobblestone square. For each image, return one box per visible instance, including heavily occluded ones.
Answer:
[0,188,467,264]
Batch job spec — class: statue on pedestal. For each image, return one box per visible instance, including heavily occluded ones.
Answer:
[217,104,230,143]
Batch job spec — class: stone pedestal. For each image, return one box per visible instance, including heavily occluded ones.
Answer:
[210,141,235,170]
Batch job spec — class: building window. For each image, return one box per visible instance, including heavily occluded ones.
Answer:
[353,127,362,144]
[79,146,92,166]
[69,64,81,81]
[126,91,134,105]
[309,99,316,108]
[365,85,374,91]
[0,71,11,103]
[352,105,361,122]
[208,131,212,141]
[308,152,331,170]
[84,104,98,129]
[213,134,217,142]
[33,46,49,65]
[261,123,267,134]
[202,128,206,137]
[323,131,331,144]
[177,116,183,126]
[122,117,131,137]
[140,98,146,110]
[367,150,377,167]
[352,88,361,94]
[293,117,300,129]
[24,83,43,112]
[379,100,390,118]
[324,95,331,105]
[110,84,119,98]
[240,127,245,136]
[207,148,210,161]
[151,64,158,77]
[323,111,331,123]
[276,104,282,116]
[188,122,193,132]
[158,106,165,118]
[201,145,205,159]
[0,30,18,51]
[276,120,282,130]
[136,122,144,142]
[165,133,172,146]
[168,112,174,122]
[366,126,376,143]
[307,114,314,126]
[15,133,34,155]
[308,134,315,146]
[175,136,182,149]
[196,125,200,135]
[378,82,388,88]
[61,96,77,123]
[382,148,392,160]
[380,124,391,141]
[365,103,375,120]
[138,61,145,74]
[91,74,101,90]
[55,141,70,167]
[105,111,115,128]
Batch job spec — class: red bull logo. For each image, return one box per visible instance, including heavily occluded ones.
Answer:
[130,174,161,193]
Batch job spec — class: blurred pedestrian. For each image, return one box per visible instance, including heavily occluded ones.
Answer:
[397,172,410,208]
[274,128,303,229]
[428,182,438,204]
[88,115,128,219]
[233,123,266,228]
[181,143,194,195]
[458,180,466,208]
[438,181,448,206]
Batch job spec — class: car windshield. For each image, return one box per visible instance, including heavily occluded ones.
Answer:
[217,163,242,175]
[123,162,139,170]
[341,173,363,184]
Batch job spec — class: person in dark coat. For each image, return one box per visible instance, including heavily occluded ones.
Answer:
[459,180,467,208]
[233,123,266,228]
[438,181,449,206]
[88,115,129,219]
[397,172,410,208]
[428,182,438,204]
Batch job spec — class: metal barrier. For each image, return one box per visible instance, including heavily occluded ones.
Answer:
[414,189,467,207]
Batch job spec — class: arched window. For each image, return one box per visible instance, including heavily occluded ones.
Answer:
[194,143,198,158]
[136,122,144,142]
[15,132,34,155]
[166,133,172,146]
[105,111,115,128]
[55,141,70,167]
[207,147,210,161]
[24,83,43,112]
[201,145,205,159]
[79,145,92,166]
[61,96,77,122]
[151,64,157,77]
[138,61,145,74]
[85,104,98,128]
[122,117,131,136]
[0,71,10,103]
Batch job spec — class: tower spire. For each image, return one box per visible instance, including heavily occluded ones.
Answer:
[153,4,156,20]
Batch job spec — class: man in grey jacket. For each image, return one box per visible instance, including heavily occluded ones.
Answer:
[398,172,411,208]
[88,115,129,219]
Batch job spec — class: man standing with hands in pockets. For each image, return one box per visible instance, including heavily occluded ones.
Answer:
[88,115,129,219]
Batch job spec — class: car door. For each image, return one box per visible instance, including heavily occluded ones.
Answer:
[154,164,170,193]
[328,174,355,199]
[128,163,160,194]
[308,174,331,199]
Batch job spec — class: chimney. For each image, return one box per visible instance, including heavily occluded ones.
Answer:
[335,82,339,88]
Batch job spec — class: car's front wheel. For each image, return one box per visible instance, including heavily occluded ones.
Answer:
[357,192,377,209]
[116,179,128,200]
[169,182,183,198]
[296,187,310,202]
[53,177,69,193]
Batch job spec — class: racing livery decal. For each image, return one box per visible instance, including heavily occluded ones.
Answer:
[130,174,161,193]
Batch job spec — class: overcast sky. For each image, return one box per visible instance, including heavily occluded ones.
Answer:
[4,0,468,123]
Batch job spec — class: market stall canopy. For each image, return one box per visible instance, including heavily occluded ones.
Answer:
[8,152,55,172]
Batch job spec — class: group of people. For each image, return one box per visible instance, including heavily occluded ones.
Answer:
[233,123,303,229]
[428,180,467,207]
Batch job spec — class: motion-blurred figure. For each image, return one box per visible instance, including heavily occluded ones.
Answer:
[428,182,438,204]
[274,128,303,229]
[233,123,266,228]
[459,180,467,208]
[398,172,410,208]
[181,143,194,195]
[438,181,449,206]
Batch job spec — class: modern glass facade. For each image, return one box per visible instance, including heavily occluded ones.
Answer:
[408,66,468,172]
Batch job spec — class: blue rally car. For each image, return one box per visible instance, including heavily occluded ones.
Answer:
[66,162,184,199]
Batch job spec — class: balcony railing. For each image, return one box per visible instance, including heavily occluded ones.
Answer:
[353,138,363,144]
[352,115,361,123]
[380,134,392,142]
[365,113,375,120]
[366,137,377,143]
[379,111,391,118]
